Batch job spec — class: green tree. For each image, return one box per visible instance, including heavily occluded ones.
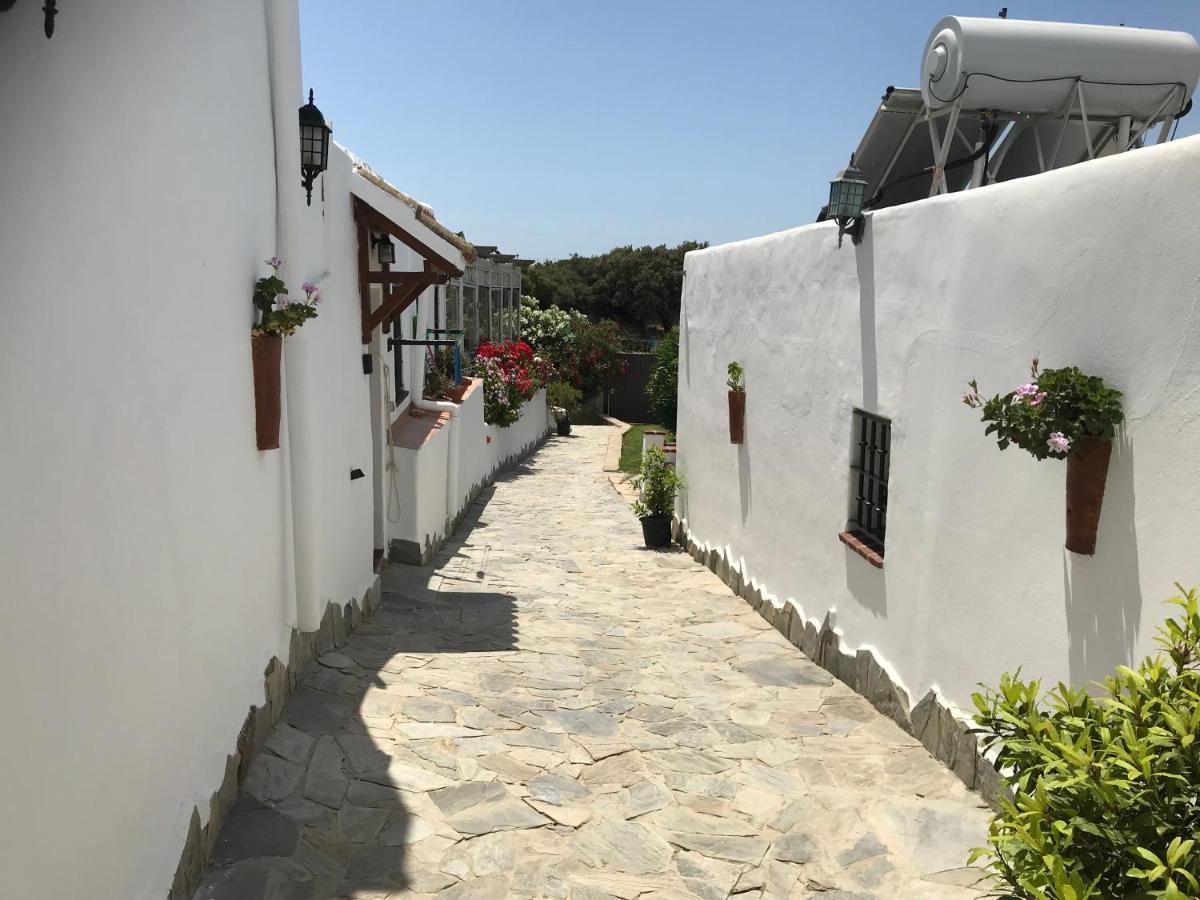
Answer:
[523,241,707,329]
[646,326,679,431]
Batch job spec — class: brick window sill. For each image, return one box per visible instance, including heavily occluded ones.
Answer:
[839,531,884,569]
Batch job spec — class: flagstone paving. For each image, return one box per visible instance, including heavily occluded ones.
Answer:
[196,425,991,899]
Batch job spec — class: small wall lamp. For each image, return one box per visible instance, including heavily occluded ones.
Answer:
[829,158,868,247]
[373,233,396,265]
[298,89,332,206]
[0,0,56,37]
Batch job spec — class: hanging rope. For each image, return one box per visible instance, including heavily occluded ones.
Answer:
[380,355,403,524]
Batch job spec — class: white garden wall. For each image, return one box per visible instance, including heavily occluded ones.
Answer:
[677,135,1200,722]
[386,378,549,562]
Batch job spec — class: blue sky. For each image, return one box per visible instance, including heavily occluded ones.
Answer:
[300,1,1200,260]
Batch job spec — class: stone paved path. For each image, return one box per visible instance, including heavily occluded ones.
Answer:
[196,426,990,899]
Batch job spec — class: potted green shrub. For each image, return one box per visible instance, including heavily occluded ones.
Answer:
[964,358,1123,554]
[547,381,581,436]
[727,361,746,444]
[632,444,684,548]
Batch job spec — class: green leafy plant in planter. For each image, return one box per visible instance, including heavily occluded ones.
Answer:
[970,586,1200,900]
[631,444,684,548]
[249,257,321,451]
[727,360,746,444]
[547,381,581,436]
[252,257,321,338]
[964,359,1124,554]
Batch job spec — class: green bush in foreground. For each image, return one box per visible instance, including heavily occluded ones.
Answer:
[971,587,1200,899]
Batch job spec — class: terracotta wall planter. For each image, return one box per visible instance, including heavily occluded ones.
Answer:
[728,390,745,444]
[251,332,283,451]
[1065,435,1112,555]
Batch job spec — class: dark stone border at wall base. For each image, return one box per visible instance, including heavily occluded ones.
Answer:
[672,518,1007,808]
[389,427,552,566]
[167,577,382,899]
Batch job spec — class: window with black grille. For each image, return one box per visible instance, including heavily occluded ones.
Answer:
[848,409,891,554]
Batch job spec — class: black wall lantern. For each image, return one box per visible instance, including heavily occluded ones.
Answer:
[829,157,868,246]
[373,233,396,265]
[298,89,332,206]
[0,0,57,37]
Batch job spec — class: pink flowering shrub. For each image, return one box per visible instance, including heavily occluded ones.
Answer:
[963,358,1123,460]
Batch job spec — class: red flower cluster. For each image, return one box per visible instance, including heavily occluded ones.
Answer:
[476,340,555,399]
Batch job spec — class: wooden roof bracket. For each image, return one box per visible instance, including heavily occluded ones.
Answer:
[354,196,463,345]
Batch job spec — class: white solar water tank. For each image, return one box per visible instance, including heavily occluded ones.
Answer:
[922,16,1200,118]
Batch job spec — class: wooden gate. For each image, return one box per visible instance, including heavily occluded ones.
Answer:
[606,352,656,423]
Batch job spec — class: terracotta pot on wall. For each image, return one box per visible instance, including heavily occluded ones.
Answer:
[251,332,283,451]
[728,390,745,444]
[1065,435,1112,555]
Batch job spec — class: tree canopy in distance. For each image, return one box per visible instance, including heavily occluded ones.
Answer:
[522,241,707,330]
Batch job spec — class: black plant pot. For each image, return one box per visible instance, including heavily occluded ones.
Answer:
[557,416,571,436]
[640,515,672,548]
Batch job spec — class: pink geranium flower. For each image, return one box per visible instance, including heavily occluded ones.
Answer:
[1047,432,1071,454]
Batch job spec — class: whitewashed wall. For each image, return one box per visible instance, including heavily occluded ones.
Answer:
[386,377,549,558]
[677,136,1200,720]
[0,3,292,898]
[0,5,444,897]
[303,146,379,613]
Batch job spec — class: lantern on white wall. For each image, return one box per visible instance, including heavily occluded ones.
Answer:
[298,89,332,206]
[373,233,396,265]
[828,159,868,246]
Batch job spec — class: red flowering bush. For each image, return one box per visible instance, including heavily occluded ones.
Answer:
[475,340,555,427]
[563,319,628,397]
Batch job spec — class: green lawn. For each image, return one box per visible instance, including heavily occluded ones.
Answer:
[619,423,673,474]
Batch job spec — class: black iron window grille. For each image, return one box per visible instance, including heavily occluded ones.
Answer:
[848,409,891,554]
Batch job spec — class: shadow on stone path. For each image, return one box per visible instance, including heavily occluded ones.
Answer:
[196,426,991,899]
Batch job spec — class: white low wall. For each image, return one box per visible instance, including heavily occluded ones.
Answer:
[489,388,551,471]
[389,384,549,560]
[677,135,1200,720]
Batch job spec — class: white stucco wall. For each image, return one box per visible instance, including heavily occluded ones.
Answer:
[677,135,1200,719]
[0,7,408,897]
[0,3,291,897]
[303,146,383,608]
[456,380,490,503]
[388,382,550,557]
[489,388,551,467]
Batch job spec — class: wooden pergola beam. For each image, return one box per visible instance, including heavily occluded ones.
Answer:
[353,196,463,277]
[366,269,450,335]
[354,196,463,345]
